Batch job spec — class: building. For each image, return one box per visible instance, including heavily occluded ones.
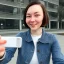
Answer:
[59,0,64,29]
[0,0,29,30]
[42,0,59,29]
[0,0,60,30]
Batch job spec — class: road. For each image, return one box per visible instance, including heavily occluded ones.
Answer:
[3,34,64,64]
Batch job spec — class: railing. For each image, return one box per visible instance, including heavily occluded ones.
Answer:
[0,11,23,19]
[47,7,58,12]
[0,0,26,8]
[44,0,59,5]
[62,19,64,21]
[49,16,58,21]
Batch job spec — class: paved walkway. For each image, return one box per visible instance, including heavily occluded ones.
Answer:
[0,29,64,36]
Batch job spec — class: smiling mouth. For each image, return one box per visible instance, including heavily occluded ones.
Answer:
[30,24,37,27]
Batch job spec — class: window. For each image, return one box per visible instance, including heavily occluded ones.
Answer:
[0,19,19,29]
[62,22,64,29]
[17,0,24,3]
[48,3,58,9]
[51,21,57,29]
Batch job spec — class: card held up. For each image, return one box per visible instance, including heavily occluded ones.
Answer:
[1,37,22,48]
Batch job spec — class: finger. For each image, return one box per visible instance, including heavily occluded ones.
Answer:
[0,46,5,52]
[0,46,5,57]
[0,40,6,45]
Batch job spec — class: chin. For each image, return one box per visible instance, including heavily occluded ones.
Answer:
[31,28,38,31]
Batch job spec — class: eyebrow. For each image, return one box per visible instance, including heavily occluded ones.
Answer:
[26,12,39,15]
[34,12,39,14]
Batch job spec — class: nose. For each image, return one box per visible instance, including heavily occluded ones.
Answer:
[30,16,35,22]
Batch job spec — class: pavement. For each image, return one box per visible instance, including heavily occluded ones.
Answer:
[0,29,64,36]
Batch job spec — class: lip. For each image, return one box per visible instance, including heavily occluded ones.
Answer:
[29,22,37,25]
[30,23,37,26]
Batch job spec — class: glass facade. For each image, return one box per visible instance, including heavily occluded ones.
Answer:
[62,22,64,29]
[0,19,19,29]
[59,21,64,29]
[46,1,59,29]
[48,2,58,9]
[51,21,57,29]
[0,0,26,30]
[0,5,13,14]
[0,4,20,29]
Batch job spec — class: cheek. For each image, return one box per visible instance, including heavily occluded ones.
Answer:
[39,21,42,26]
[26,19,29,24]
[38,19,43,24]
[26,18,31,25]
[40,17,44,24]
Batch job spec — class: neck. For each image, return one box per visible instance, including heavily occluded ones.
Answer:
[31,27,42,36]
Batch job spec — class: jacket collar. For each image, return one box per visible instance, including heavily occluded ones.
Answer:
[25,29,50,43]
[25,29,33,42]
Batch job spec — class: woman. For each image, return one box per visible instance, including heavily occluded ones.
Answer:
[0,1,64,64]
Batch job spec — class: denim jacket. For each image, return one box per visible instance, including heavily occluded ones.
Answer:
[0,29,64,64]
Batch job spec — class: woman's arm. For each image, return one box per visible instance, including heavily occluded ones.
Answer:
[0,48,17,64]
[51,35,64,64]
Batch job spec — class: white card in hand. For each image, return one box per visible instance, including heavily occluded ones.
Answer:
[1,37,22,48]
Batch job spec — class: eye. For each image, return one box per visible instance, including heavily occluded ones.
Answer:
[26,15,31,18]
[35,14,40,17]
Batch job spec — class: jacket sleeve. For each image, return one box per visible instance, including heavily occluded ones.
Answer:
[0,47,16,64]
[51,35,64,64]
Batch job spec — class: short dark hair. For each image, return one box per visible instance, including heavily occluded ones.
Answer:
[23,1,49,28]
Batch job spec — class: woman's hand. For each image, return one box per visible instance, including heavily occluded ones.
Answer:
[0,36,6,58]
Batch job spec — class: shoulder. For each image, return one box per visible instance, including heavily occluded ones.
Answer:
[42,29,56,40]
[44,32,57,42]
[16,30,28,37]
[45,32,55,38]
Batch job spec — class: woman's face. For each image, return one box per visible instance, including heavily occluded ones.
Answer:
[26,4,44,31]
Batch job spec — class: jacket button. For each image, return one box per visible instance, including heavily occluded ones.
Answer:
[37,49,40,53]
